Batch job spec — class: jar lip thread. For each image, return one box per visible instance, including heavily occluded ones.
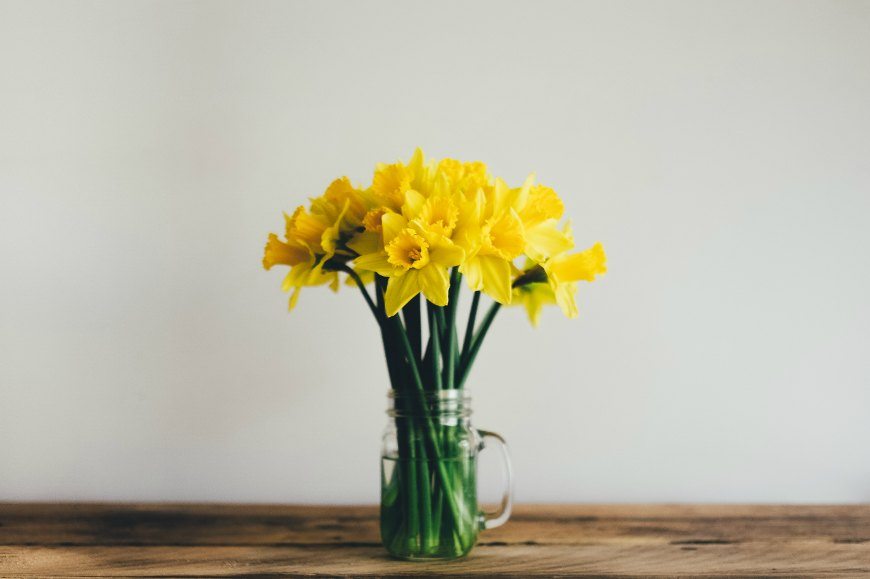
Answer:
[387,389,471,418]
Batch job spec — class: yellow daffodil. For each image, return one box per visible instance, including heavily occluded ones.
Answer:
[510,238,606,324]
[457,179,526,304]
[542,241,607,318]
[371,161,411,210]
[517,182,574,262]
[311,177,369,230]
[262,186,351,309]
[371,148,436,211]
[354,212,464,316]
[262,227,338,310]
[460,209,525,304]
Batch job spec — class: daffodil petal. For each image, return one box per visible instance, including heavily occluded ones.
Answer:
[461,257,482,292]
[381,212,407,244]
[554,281,579,318]
[429,241,464,268]
[281,262,311,291]
[403,189,426,219]
[385,271,420,317]
[492,178,511,216]
[288,286,302,311]
[524,220,574,262]
[408,148,425,179]
[354,252,395,276]
[478,255,512,304]
[514,172,535,210]
[320,199,350,257]
[347,230,381,256]
[419,265,449,307]
[263,233,309,270]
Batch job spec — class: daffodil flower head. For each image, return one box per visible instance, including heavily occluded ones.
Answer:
[371,148,438,210]
[518,184,564,227]
[372,162,412,210]
[458,207,525,305]
[354,212,464,316]
[312,177,368,230]
[480,210,525,260]
[541,242,607,318]
[262,230,308,271]
[286,205,330,251]
[261,190,351,310]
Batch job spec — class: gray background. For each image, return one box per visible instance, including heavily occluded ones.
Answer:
[2,0,869,503]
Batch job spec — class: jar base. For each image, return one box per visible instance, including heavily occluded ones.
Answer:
[386,549,473,561]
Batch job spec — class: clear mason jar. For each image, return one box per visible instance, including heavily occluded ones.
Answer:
[380,389,513,560]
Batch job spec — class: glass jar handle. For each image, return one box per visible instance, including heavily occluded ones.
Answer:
[476,429,513,530]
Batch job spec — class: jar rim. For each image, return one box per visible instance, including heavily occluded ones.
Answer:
[388,388,470,400]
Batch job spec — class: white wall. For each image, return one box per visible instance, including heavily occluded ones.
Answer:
[2,0,869,504]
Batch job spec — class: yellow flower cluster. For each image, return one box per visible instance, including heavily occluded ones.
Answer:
[263,149,606,324]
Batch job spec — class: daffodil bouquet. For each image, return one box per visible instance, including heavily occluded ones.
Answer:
[263,149,605,559]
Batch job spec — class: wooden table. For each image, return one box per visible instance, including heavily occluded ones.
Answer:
[1,504,868,577]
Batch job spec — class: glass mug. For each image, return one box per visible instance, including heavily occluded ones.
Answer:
[380,389,513,559]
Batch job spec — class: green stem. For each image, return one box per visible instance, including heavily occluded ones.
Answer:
[444,268,461,390]
[431,480,443,542]
[426,302,442,391]
[403,295,422,361]
[460,291,481,373]
[375,276,410,387]
[457,301,502,389]
[433,307,447,349]
[417,435,433,549]
[421,333,433,386]
[404,422,420,549]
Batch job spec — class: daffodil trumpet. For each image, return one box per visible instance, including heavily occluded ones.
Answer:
[263,150,606,559]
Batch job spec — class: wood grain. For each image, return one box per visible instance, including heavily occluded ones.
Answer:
[1,504,868,577]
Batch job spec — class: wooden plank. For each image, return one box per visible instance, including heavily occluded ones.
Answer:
[2,543,870,578]
[0,504,868,577]
[2,504,869,546]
